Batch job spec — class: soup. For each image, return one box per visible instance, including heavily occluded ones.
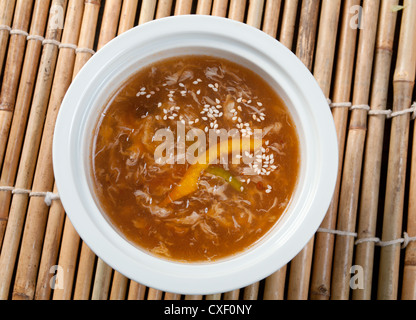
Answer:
[91,55,300,262]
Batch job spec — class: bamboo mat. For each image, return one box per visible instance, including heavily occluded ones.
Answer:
[0,0,415,301]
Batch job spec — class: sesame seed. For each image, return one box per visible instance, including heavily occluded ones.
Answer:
[257,102,263,107]
[265,189,271,194]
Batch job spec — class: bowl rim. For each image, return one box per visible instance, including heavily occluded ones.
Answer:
[53,15,338,295]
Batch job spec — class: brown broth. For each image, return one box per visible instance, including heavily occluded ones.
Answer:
[91,55,300,262]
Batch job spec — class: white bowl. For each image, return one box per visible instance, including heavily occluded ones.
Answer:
[53,15,338,295]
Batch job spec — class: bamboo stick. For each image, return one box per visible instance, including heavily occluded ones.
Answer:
[283,0,339,300]
[309,0,358,301]
[147,288,163,300]
[109,2,161,299]
[227,0,246,22]
[286,0,320,301]
[309,0,360,300]
[72,244,96,299]
[378,0,416,300]
[127,281,146,300]
[246,0,264,29]
[0,0,16,77]
[11,0,85,300]
[72,0,129,300]
[206,293,222,300]
[175,1,197,301]
[138,0,157,25]
[260,2,300,300]
[225,0,264,300]
[278,0,298,50]
[47,208,78,300]
[174,0,193,15]
[331,0,381,300]
[0,0,67,300]
[0,0,50,247]
[34,185,65,299]
[96,0,122,49]
[353,0,399,300]
[164,292,182,300]
[263,268,286,300]
[42,1,99,301]
[91,258,112,300]
[155,0,173,19]
[211,0,228,17]
[0,0,34,169]
[241,0,272,301]
[223,289,239,300]
[118,0,138,32]
[262,0,281,38]
[243,282,259,300]
[185,294,203,300]
[196,0,212,15]
[109,271,128,300]
[402,96,416,299]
